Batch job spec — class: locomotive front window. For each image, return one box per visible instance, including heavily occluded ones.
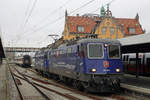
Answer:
[108,45,120,59]
[88,43,103,59]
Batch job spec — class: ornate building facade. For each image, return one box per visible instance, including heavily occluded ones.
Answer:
[63,5,144,40]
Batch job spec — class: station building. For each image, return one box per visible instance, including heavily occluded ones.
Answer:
[62,5,144,40]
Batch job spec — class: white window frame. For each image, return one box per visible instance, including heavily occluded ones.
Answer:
[129,28,135,34]
[77,26,84,32]
[87,43,104,59]
[107,44,121,59]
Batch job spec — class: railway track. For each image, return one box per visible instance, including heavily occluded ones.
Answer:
[23,70,128,100]
[12,64,133,100]
[8,66,25,100]
[12,66,104,100]
[8,65,51,100]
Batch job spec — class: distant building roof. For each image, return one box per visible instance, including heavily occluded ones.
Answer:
[67,16,100,34]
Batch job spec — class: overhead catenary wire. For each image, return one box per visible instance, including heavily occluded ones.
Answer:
[16,0,38,42]
[32,0,97,47]
[29,0,72,30]
[22,0,38,31]
[24,0,97,46]
[15,0,38,43]
[21,0,96,38]
[17,0,116,47]
[18,0,32,32]
[15,0,32,41]
[16,0,72,43]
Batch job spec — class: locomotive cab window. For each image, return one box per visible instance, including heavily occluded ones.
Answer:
[88,43,103,59]
[108,45,120,59]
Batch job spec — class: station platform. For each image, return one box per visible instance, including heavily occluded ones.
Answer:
[0,61,7,100]
[0,61,19,100]
[121,74,150,95]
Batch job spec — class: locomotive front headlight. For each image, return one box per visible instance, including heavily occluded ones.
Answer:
[91,68,96,72]
[104,44,108,47]
[116,68,120,73]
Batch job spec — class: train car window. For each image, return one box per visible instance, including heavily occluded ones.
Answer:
[123,56,125,61]
[67,47,72,57]
[129,58,136,68]
[129,58,141,67]
[88,43,103,59]
[108,45,120,59]
[56,50,59,57]
[44,54,47,59]
[146,58,150,68]
[126,55,129,61]
[53,50,56,57]
[51,51,53,55]
[61,50,64,57]
[59,50,62,55]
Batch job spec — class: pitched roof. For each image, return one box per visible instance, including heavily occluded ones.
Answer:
[66,16,144,35]
[116,18,144,35]
[67,16,100,33]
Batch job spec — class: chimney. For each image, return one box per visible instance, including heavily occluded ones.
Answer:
[77,14,79,16]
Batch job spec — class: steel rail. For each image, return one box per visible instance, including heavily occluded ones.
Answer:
[13,67,51,100]
[8,66,25,100]
[13,72,82,100]
[15,65,129,100]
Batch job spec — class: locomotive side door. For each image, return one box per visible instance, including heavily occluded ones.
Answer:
[75,45,82,79]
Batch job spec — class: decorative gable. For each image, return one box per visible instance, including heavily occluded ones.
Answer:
[94,18,124,39]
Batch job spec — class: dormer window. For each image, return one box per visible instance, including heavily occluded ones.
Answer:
[129,28,135,34]
[77,26,84,32]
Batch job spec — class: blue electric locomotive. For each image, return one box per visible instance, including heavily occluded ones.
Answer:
[34,38,123,92]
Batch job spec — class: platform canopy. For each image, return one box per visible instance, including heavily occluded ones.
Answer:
[118,33,150,53]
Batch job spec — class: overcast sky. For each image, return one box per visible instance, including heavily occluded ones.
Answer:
[0,0,150,47]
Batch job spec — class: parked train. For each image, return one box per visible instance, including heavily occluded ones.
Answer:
[34,38,123,92]
[15,55,32,68]
[123,53,150,75]
[22,55,32,67]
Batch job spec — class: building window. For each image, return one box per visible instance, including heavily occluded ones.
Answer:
[102,27,106,34]
[129,28,135,34]
[110,27,115,34]
[77,26,84,32]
